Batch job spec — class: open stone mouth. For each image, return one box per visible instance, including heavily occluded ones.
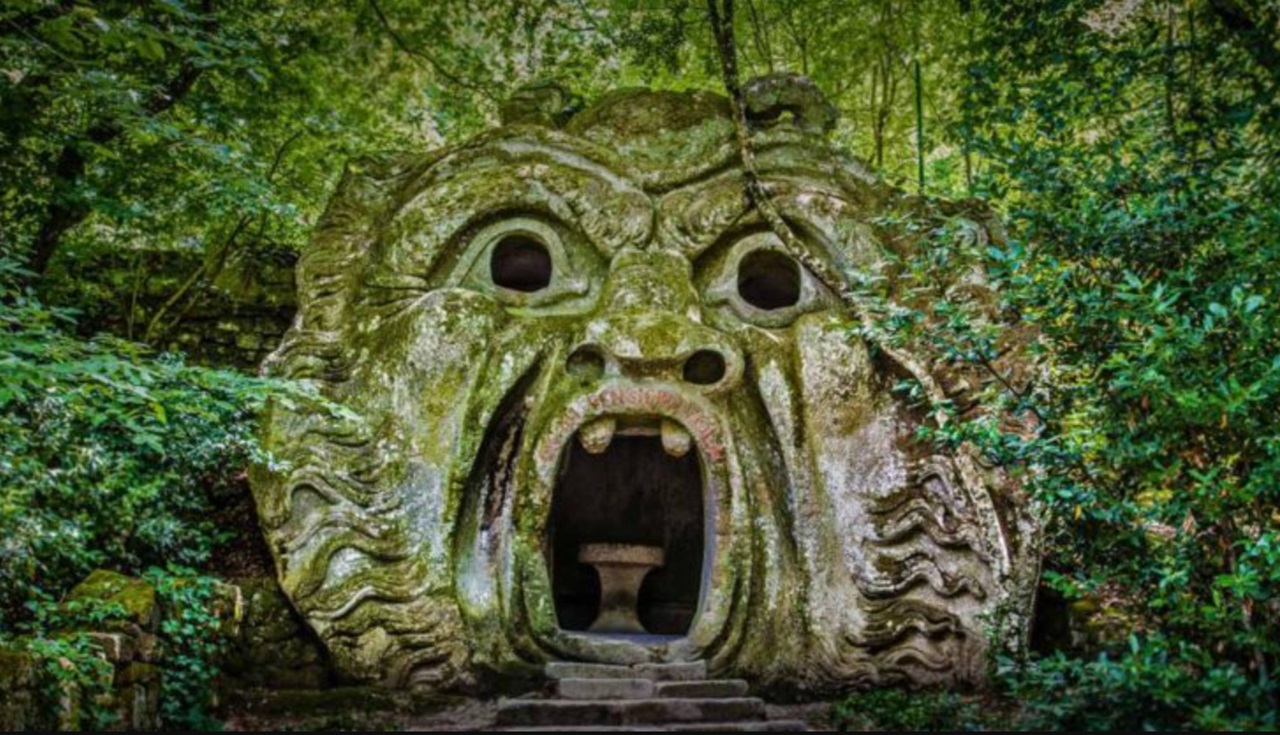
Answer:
[547,414,707,638]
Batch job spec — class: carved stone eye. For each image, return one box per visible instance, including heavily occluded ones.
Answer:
[490,235,553,292]
[737,249,800,310]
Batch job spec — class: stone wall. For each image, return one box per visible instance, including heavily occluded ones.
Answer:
[221,578,332,691]
[43,245,297,372]
[0,650,41,731]
[0,571,333,731]
[0,571,165,731]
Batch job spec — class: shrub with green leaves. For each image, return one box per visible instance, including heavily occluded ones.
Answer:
[0,257,302,631]
[963,0,1280,694]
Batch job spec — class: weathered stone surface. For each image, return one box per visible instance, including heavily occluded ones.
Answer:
[666,720,806,732]
[224,686,404,717]
[87,632,134,663]
[0,649,35,690]
[656,680,749,699]
[546,662,707,682]
[0,649,39,732]
[496,697,766,727]
[501,80,582,128]
[250,76,1040,695]
[492,726,803,733]
[547,663,639,680]
[558,678,655,700]
[66,570,159,633]
[633,663,709,682]
[110,661,163,730]
[220,577,332,690]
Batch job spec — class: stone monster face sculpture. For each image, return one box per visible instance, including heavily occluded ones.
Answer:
[251,80,1039,694]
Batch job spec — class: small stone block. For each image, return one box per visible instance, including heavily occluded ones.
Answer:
[86,632,133,663]
[133,632,160,663]
[114,662,161,688]
[0,649,35,689]
[667,720,807,732]
[495,697,765,727]
[66,570,159,631]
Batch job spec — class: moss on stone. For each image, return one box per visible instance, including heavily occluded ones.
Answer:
[66,570,159,631]
[249,76,1039,696]
[0,648,35,689]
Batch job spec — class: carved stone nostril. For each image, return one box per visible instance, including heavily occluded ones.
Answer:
[683,349,727,386]
[566,345,606,381]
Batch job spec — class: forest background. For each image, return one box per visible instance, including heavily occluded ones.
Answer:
[2,0,1279,730]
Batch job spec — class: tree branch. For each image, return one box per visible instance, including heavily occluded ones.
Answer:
[144,129,305,343]
[24,59,205,277]
[366,0,498,102]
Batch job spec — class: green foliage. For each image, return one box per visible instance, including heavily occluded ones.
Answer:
[834,2,1280,728]
[833,687,981,731]
[837,638,1273,731]
[996,637,1274,731]
[0,263,297,627]
[25,634,118,731]
[961,0,1280,702]
[147,568,227,731]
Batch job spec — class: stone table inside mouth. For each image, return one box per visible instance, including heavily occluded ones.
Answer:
[579,543,665,634]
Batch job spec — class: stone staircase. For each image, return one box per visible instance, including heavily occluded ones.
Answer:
[495,661,807,731]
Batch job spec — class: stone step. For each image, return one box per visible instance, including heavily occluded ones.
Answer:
[655,679,749,699]
[495,697,766,727]
[558,678,654,700]
[498,723,806,732]
[545,661,708,682]
[496,728,666,732]
[667,720,807,732]
[556,678,751,701]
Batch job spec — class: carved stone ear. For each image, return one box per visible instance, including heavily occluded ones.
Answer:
[743,73,839,135]
[500,80,583,128]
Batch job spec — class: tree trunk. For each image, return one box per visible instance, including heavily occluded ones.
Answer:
[22,63,204,278]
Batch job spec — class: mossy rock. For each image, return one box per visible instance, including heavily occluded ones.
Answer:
[66,570,159,632]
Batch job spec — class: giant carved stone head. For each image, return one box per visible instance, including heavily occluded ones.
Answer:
[251,78,1039,695]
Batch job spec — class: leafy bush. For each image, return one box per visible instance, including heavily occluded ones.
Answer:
[0,256,302,632]
[0,272,272,628]
[959,0,1280,718]
[25,634,118,731]
[997,636,1275,732]
[836,3,1280,729]
[836,637,1274,731]
[148,569,231,731]
[0,255,318,726]
[833,687,983,731]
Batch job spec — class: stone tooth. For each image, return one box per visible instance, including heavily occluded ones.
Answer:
[660,419,692,458]
[578,417,616,455]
